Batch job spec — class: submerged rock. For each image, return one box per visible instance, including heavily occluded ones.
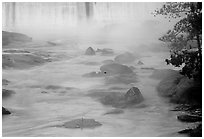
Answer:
[85,47,95,55]
[2,89,15,98]
[137,60,144,65]
[178,124,202,137]
[2,53,48,69]
[62,118,102,129]
[2,79,10,86]
[2,107,11,115]
[89,87,144,108]
[104,109,124,115]
[114,52,136,64]
[124,87,144,104]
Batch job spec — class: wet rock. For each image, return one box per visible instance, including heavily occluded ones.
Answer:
[104,109,124,115]
[62,118,102,129]
[3,31,32,46]
[124,87,144,104]
[3,53,48,69]
[2,107,11,115]
[96,48,114,55]
[89,87,143,108]
[2,89,15,98]
[178,124,202,137]
[100,63,133,75]
[177,114,202,122]
[85,47,95,55]
[137,60,144,65]
[2,79,10,86]
[114,52,136,64]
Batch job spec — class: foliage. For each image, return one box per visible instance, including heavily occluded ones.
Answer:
[153,2,202,81]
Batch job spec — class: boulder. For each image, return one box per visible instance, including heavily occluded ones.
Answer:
[85,47,95,55]
[114,52,136,64]
[178,123,202,137]
[2,31,32,46]
[2,107,11,115]
[124,87,144,104]
[89,87,143,108]
[62,118,102,129]
[100,63,133,75]
[177,114,202,122]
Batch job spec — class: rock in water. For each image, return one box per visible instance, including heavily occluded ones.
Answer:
[137,61,144,65]
[2,107,11,115]
[63,118,102,129]
[2,89,15,98]
[85,47,95,55]
[2,31,32,46]
[114,52,136,64]
[124,87,144,104]
[100,63,133,75]
[177,114,202,122]
[2,79,10,86]
[104,109,124,115]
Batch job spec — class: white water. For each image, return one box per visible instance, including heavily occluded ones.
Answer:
[2,42,190,137]
[2,2,189,137]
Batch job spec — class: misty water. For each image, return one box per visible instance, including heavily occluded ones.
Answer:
[2,2,190,137]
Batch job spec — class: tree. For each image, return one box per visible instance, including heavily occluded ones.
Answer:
[153,2,202,81]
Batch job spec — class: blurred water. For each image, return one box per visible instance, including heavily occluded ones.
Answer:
[2,42,189,137]
[2,2,188,137]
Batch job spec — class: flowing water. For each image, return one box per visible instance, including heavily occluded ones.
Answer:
[2,42,190,137]
[2,2,190,137]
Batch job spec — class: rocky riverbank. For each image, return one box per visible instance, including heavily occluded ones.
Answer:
[152,69,202,137]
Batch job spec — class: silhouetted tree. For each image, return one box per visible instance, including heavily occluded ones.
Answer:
[153,2,202,81]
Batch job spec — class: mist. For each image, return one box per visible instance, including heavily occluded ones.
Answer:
[3,2,200,137]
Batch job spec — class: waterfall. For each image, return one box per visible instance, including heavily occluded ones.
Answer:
[2,2,164,40]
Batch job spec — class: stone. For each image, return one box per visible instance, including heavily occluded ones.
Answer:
[137,60,144,65]
[124,87,144,104]
[63,118,102,129]
[177,114,202,122]
[178,124,202,137]
[2,107,11,115]
[3,31,32,46]
[100,63,133,75]
[85,47,95,55]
